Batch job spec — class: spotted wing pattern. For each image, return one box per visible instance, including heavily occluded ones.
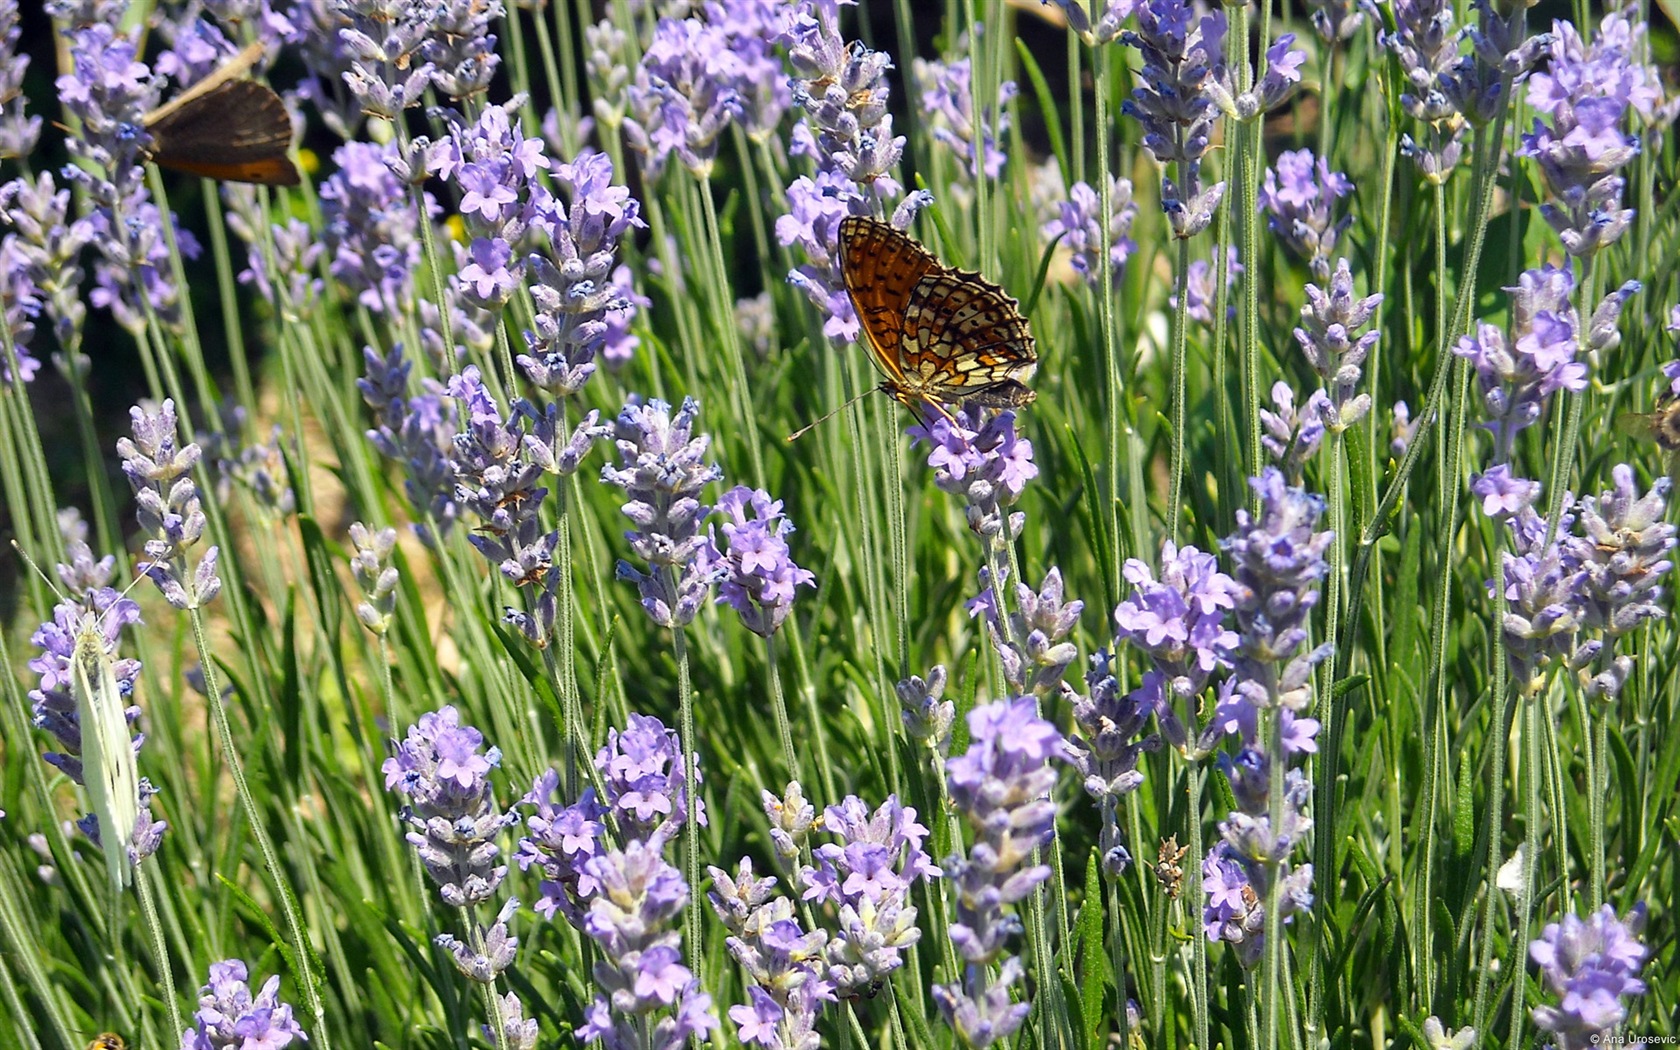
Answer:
[837,216,1036,414]
[838,216,940,387]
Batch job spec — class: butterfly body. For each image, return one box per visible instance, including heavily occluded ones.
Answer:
[88,1035,127,1050]
[837,216,1037,421]
[1616,394,1680,483]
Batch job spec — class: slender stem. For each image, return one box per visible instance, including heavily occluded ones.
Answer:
[135,865,183,1041]
[188,608,332,1050]
[672,623,703,969]
[765,637,801,787]
[1167,235,1192,537]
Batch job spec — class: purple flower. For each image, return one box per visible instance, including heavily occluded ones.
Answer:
[713,486,816,637]
[1303,0,1366,42]
[1259,382,1330,483]
[198,407,295,517]
[1201,833,1313,969]
[1496,504,1586,694]
[1294,259,1382,431]
[1045,0,1136,45]
[1261,150,1353,280]
[0,0,41,159]
[336,0,435,119]
[1520,12,1660,257]
[382,706,517,907]
[914,45,1017,179]
[1066,654,1162,874]
[624,16,743,179]
[1454,266,1593,461]
[520,151,644,395]
[0,172,93,356]
[180,959,307,1050]
[909,406,1037,545]
[601,396,725,628]
[1170,247,1243,325]
[796,793,936,994]
[1115,541,1239,712]
[934,698,1067,1047]
[709,857,834,1047]
[1381,0,1468,180]
[896,666,955,752]
[117,400,222,611]
[518,769,608,926]
[358,344,461,543]
[598,712,707,843]
[1471,463,1542,519]
[968,566,1083,697]
[421,0,501,100]
[1040,176,1138,289]
[1390,401,1419,458]
[1530,903,1649,1050]
[321,140,433,313]
[1120,0,1228,237]
[576,833,719,1049]
[1569,466,1674,697]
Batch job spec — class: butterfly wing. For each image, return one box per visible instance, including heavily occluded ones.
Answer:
[144,80,300,186]
[838,216,941,389]
[900,266,1038,407]
[71,619,139,893]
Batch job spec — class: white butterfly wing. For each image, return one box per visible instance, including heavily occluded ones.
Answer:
[72,624,139,893]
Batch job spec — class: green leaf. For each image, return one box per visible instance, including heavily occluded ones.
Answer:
[1075,851,1110,1049]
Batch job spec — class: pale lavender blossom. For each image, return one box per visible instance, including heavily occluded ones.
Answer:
[1120,0,1228,237]
[358,344,461,542]
[598,712,707,844]
[1201,827,1313,968]
[180,959,307,1050]
[576,831,720,1050]
[1171,247,1243,325]
[1261,150,1353,280]
[382,705,518,907]
[517,769,608,926]
[1455,266,1587,462]
[967,566,1083,697]
[914,44,1017,178]
[908,406,1038,546]
[933,698,1067,1047]
[601,396,725,628]
[709,858,833,1049]
[1040,176,1138,289]
[713,486,816,637]
[1113,541,1238,715]
[1521,11,1660,257]
[799,794,937,994]
[1381,0,1468,180]
[422,0,502,99]
[896,666,955,752]
[1044,0,1136,46]
[1569,466,1674,698]
[0,0,40,159]
[1530,903,1649,1050]
[0,172,93,356]
[348,522,399,636]
[336,0,435,119]
[624,15,743,179]
[1496,504,1585,694]
[321,140,435,313]
[1294,259,1382,432]
[1390,401,1419,458]
[1259,382,1330,483]
[117,400,222,611]
[1066,653,1161,874]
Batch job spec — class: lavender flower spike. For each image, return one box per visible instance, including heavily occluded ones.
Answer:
[1120,0,1228,238]
[577,830,720,1049]
[1260,150,1353,281]
[1530,903,1649,1050]
[180,959,308,1050]
[601,396,724,628]
[117,400,222,611]
[382,706,518,907]
[934,698,1068,1047]
[714,486,816,637]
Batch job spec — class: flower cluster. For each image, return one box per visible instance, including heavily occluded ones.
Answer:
[179,959,307,1050]
[624,15,743,180]
[382,706,517,908]
[934,698,1067,1048]
[518,769,608,926]
[0,0,40,160]
[1046,0,1135,46]
[896,666,955,752]
[1040,175,1138,290]
[0,172,93,360]
[909,407,1038,547]
[117,400,222,611]
[1120,0,1228,238]
[709,858,832,1050]
[1292,259,1382,437]
[1381,0,1468,180]
[422,0,502,100]
[1522,10,1663,257]
[321,140,433,314]
[359,344,460,543]
[576,831,719,1049]
[969,566,1083,697]
[198,406,295,518]
[1260,150,1352,281]
[601,396,725,629]
[1202,470,1331,966]
[598,712,708,843]
[427,101,551,306]
[713,486,816,637]
[348,522,400,636]
[1066,652,1161,875]
[520,151,645,394]
[1529,903,1649,1049]
[799,793,938,995]
[336,0,435,119]
[913,44,1017,180]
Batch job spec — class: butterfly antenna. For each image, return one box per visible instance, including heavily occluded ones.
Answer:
[787,387,878,442]
[10,540,70,605]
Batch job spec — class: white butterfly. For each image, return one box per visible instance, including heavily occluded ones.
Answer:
[19,543,143,895]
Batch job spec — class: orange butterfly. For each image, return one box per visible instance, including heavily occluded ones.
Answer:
[837,216,1037,422]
